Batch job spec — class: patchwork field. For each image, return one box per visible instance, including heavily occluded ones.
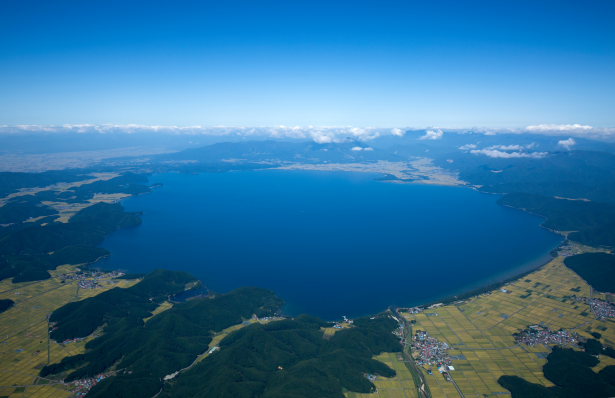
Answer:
[0,266,138,398]
[395,255,615,398]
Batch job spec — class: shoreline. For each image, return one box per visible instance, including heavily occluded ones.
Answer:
[411,251,560,311]
[102,168,568,321]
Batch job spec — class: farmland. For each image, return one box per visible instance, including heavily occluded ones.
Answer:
[0,266,138,398]
[396,254,615,397]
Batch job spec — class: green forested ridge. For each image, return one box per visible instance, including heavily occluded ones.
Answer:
[0,195,58,224]
[47,245,109,267]
[48,269,196,341]
[498,193,615,248]
[499,346,615,397]
[0,202,141,282]
[63,173,150,202]
[448,151,615,203]
[564,253,615,293]
[0,170,84,197]
[443,150,615,247]
[42,282,283,398]
[160,315,400,398]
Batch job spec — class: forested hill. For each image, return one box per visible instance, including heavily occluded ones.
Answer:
[159,315,401,398]
[442,150,615,248]
[40,266,402,398]
[42,275,284,398]
[564,253,615,293]
[446,151,615,203]
[499,344,615,397]
[0,170,84,197]
[49,269,197,341]
[499,194,615,247]
[0,202,141,282]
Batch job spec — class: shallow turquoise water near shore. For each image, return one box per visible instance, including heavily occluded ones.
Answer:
[100,170,562,320]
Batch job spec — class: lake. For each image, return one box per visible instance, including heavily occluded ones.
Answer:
[100,170,562,320]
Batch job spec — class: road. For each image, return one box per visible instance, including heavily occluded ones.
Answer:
[390,308,432,398]
[447,371,466,398]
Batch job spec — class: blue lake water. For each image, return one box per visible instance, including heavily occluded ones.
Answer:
[100,170,562,320]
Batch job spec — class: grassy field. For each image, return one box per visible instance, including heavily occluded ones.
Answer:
[346,352,419,398]
[397,255,615,398]
[0,266,138,398]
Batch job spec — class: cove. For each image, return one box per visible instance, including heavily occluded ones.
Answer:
[99,170,562,320]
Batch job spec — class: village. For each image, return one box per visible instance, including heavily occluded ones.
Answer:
[577,297,615,320]
[411,329,454,375]
[513,324,581,347]
[59,269,126,290]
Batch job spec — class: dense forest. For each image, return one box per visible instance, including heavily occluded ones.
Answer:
[499,344,615,397]
[42,275,284,398]
[499,193,615,248]
[0,170,84,197]
[57,173,150,203]
[160,315,401,398]
[0,195,57,224]
[49,269,197,341]
[447,151,615,203]
[564,253,615,293]
[0,202,141,282]
[0,171,152,282]
[441,150,615,248]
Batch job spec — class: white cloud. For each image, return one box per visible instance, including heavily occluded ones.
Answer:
[485,144,536,151]
[461,142,545,158]
[470,149,548,159]
[0,124,407,144]
[527,123,593,132]
[488,144,524,151]
[351,146,373,151]
[391,128,405,137]
[461,125,615,140]
[419,129,444,140]
[558,137,576,150]
[3,124,614,143]
[311,131,335,144]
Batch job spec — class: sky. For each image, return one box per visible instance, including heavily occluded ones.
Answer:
[1,0,614,127]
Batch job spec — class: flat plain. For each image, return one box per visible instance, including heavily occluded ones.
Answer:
[397,254,615,398]
[0,266,137,398]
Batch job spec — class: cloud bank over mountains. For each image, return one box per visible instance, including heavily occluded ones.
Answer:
[526,124,593,132]
[468,148,548,159]
[460,143,548,159]
[0,124,614,144]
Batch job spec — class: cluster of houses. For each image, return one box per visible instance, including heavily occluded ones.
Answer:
[59,269,125,290]
[70,372,112,397]
[514,324,580,347]
[411,330,453,372]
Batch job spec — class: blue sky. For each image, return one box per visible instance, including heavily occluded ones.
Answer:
[1,0,614,127]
